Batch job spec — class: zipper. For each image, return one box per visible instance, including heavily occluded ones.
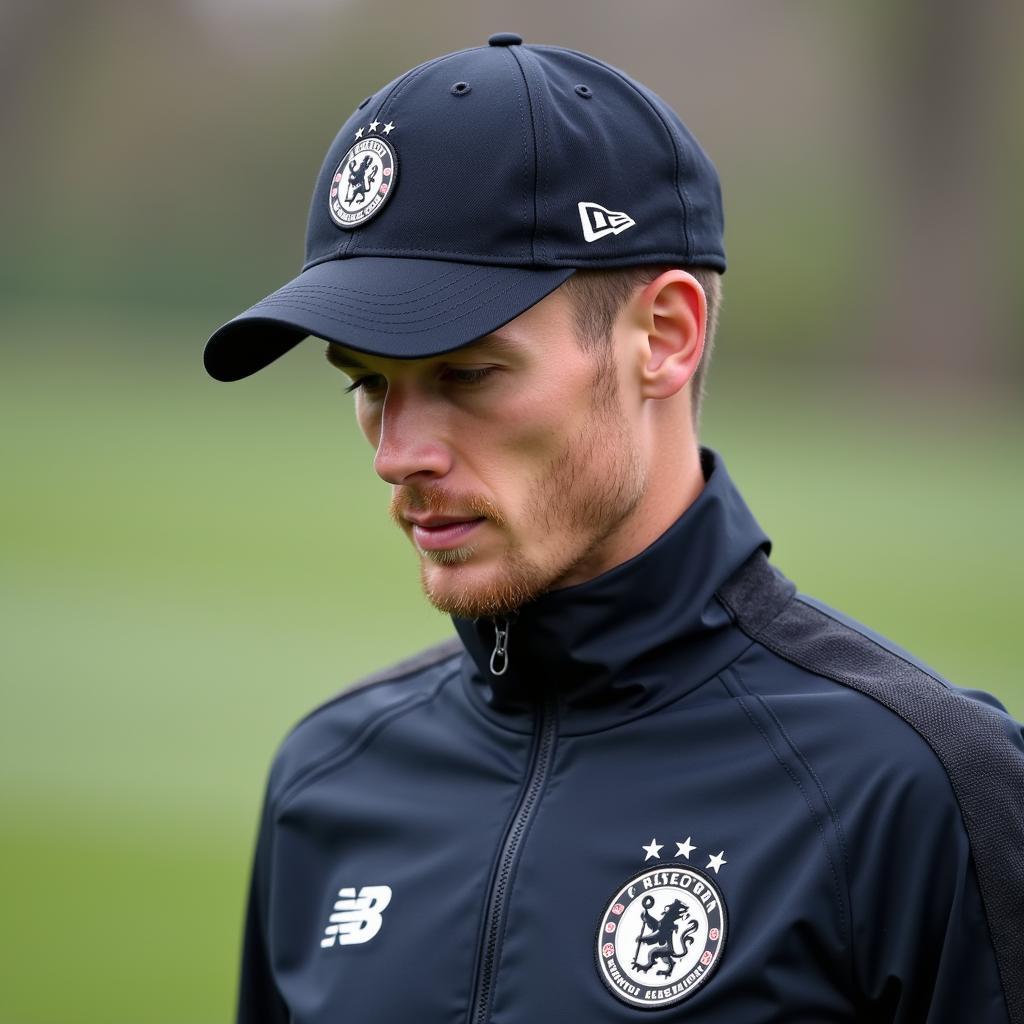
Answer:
[469,690,558,1024]
[490,617,512,676]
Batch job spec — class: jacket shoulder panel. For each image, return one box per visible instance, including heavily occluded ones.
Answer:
[268,636,464,807]
[718,551,1024,1023]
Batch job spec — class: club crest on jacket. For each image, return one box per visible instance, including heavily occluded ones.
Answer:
[596,864,727,1007]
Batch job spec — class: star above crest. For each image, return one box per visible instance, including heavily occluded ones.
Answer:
[637,834,726,872]
[706,851,727,874]
[676,836,696,859]
[641,838,663,861]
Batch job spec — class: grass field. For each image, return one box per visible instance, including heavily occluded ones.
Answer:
[2,307,1021,1022]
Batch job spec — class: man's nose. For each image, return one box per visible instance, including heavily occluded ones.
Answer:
[372,390,452,485]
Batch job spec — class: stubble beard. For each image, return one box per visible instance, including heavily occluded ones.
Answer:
[391,355,647,619]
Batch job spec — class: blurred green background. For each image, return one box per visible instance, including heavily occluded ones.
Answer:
[2,2,1021,1021]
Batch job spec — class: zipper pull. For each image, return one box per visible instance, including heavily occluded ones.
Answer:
[490,617,511,676]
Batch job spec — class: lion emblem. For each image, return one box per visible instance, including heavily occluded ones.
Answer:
[346,154,379,206]
[631,896,700,977]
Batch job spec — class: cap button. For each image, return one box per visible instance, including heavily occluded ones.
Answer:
[488,32,523,46]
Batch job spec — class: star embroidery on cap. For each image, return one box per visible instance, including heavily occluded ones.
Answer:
[382,121,395,135]
[354,127,364,139]
[368,119,380,132]
[706,851,727,874]
[675,837,696,859]
[642,838,663,861]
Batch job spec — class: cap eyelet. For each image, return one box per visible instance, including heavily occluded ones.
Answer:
[450,81,472,97]
[358,94,373,109]
[574,84,593,99]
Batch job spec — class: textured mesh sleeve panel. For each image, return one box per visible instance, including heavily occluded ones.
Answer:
[717,551,1024,1024]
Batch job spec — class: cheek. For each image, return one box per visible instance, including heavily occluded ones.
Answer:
[479,379,594,479]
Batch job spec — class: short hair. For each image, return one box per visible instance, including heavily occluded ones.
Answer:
[562,266,722,429]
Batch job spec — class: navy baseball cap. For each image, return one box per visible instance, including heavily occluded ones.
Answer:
[203,33,725,382]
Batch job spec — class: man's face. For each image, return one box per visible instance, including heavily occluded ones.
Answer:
[327,286,649,618]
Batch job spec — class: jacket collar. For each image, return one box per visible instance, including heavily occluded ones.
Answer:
[454,449,770,734]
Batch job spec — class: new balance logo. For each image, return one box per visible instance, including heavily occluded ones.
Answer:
[320,885,393,948]
[578,201,636,243]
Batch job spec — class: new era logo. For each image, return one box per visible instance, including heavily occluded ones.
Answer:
[578,201,636,243]
[320,885,392,948]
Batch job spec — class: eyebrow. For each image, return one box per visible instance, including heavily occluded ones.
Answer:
[324,334,522,372]
[325,345,370,371]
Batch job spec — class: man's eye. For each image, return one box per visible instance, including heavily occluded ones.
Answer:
[344,367,495,394]
[345,375,387,395]
[444,367,495,386]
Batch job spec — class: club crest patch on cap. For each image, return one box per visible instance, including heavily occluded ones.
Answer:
[328,129,397,229]
[597,863,727,1008]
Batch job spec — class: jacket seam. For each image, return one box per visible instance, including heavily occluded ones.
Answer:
[719,665,851,957]
[743,601,976,824]
[289,643,463,732]
[273,666,459,814]
[749,687,854,888]
[749,681,856,985]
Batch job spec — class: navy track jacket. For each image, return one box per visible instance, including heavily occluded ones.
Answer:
[239,450,1024,1022]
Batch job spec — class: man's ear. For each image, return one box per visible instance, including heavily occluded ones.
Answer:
[632,270,706,400]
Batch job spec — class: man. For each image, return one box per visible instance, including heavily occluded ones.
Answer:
[204,34,1023,1023]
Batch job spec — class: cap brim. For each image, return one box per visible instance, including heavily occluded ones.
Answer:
[203,257,576,382]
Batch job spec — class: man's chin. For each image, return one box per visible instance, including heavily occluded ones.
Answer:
[418,544,478,567]
[418,552,548,619]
